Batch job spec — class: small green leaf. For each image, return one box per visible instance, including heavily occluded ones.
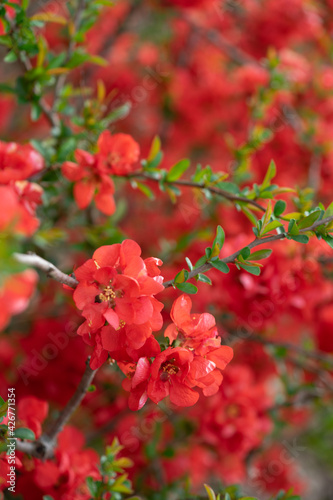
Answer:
[185,257,193,270]
[240,246,251,260]
[322,233,333,249]
[4,51,18,63]
[247,249,272,261]
[86,476,97,496]
[212,225,225,256]
[289,234,309,244]
[147,136,161,162]
[194,255,208,268]
[204,484,216,500]
[135,182,155,200]
[261,220,283,235]
[174,269,188,284]
[297,210,321,229]
[15,427,36,441]
[274,200,286,217]
[175,282,198,294]
[197,274,212,285]
[167,159,191,182]
[239,263,261,276]
[205,247,212,259]
[262,159,276,189]
[210,260,230,273]
[288,219,299,236]
[0,400,8,419]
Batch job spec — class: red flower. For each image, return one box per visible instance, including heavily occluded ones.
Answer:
[97,131,140,175]
[0,270,38,330]
[148,346,211,407]
[0,141,44,184]
[0,183,43,236]
[165,294,219,349]
[17,397,48,439]
[62,149,116,215]
[73,240,164,367]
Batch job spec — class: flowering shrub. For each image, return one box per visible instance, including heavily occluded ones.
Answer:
[1,1,333,499]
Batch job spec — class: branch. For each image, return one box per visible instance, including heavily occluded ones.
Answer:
[13,252,78,288]
[248,335,333,365]
[128,172,266,212]
[185,18,304,134]
[3,14,60,129]
[53,0,86,100]
[15,358,97,459]
[163,215,333,288]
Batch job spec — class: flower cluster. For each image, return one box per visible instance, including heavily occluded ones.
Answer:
[62,132,140,215]
[119,294,233,410]
[0,140,44,236]
[73,243,233,410]
[73,239,164,369]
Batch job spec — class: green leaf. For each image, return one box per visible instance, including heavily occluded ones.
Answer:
[261,220,283,235]
[239,263,261,276]
[194,255,208,268]
[43,496,55,500]
[240,246,251,260]
[15,427,36,440]
[262,159,276,189]
[174,269,188,284]
[197,274,212,285]
[0,400,8,419]
[247,249,272,260]
[86,476,97,496]
[205,247,212,259]
[288,218,299,236]
[322,233,333,249]
[167,159,191,182]
[175,282,198,294]
[4,51,18,63]
[185,257,193,270]
[204,484,216,500]
[274,200,286,217]
[297,210,321,229]
[210,260,230,273]
[324,201,333,218]
[289,234,309,244]
[147,136,161,162]
[135,182,155,200]
[212,225,225,256]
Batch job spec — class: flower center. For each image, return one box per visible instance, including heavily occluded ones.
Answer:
[226,404,240,418]
[98,285,117,305]
[108,152,121,166]
[160,360,179,381]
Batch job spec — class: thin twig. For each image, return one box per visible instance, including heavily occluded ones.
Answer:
[15,358,97,459]
[163,215,333,287]
[128,172,266,212]
[248,335,333,365]
[3,14,60,129]
[54,0,86,100]
[13,252,78,288]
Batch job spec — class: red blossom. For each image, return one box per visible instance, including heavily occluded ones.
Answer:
[73,240,164,367]
[62,149,116,215]
[97,131,140,175]
[0,141,44,184]
[17,396,49,439]
[0,270,38,330]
